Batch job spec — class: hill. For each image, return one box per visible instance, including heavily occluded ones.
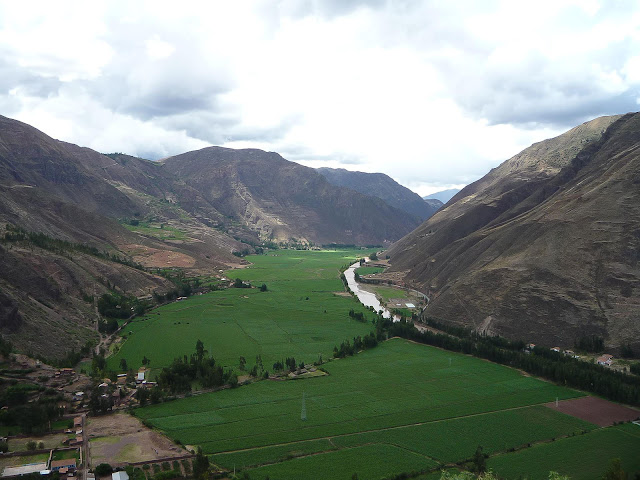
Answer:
[161,148,420,245]
[423,188,461,204]
[317,167,441,221]
[0,115,420,357]
[387,113,640,351]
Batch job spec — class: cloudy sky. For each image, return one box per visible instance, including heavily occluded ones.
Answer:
[1,1,640,195]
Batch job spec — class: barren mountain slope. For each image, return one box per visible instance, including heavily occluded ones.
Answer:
[317,167,441,221]
[161,147,420,245]
[387,113,639,350]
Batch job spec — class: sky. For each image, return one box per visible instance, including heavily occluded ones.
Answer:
[1,1,640,196]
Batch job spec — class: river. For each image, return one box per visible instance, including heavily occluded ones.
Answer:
[343,261,400,321]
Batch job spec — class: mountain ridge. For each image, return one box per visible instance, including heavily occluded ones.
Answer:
[317,167,441,221]
[387,113,640,351]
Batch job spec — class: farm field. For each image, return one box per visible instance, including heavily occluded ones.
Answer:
[488,422,640,479]
[355,266,385,275]
[136,338,600,479]
[108,249,373,373]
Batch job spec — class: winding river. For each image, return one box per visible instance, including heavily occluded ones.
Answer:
[343,261,400,321]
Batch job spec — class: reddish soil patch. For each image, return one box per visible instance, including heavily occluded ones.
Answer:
[123,244,195,268]
[546,396,640,427]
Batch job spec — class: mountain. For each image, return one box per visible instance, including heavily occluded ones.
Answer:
[161,148,420,245]
[317,167,441,221]
[0,116,421,356]
[387,113,640,351]
[423,188,461,204]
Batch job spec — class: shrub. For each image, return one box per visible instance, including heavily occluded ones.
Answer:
[95,464,113,476]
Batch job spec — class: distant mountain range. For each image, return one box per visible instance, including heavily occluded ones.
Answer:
[422,188,461,204]
[0,115,421,356]
[387,113,640,351]
[317,167,442,221]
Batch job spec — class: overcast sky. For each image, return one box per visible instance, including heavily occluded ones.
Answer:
[2,1,639,195]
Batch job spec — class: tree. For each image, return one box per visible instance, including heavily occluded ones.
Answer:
[195,339,205,363]
[239,356,246,371]
[94,464,113,476]
[92,354,106,373]
[119,358,128,371]
[135,388,150,407]
[260,283,268,292]
[26,441,36,451]
[602,458,626,480]
[192,447,209,479]
[471,445,486,474]
[142,355,150,366]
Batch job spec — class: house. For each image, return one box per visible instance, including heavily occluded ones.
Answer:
[597,354,614,366]
[73,416,83,428]
[136,371,145,383]
[51,459,76,472]
[551,347,561,352]
[112,471,129,480]
[526,343,536,350]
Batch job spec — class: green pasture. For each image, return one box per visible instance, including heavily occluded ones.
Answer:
[355,266,385,276]
[136,339,590,478]
[368,284,410,301]
[488,422,640,480]
[248,444,439,480]
[108,249,371,373]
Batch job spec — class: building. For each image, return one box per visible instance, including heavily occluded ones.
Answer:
[112,472,129,480]
[597,354,614,366]
[51,459,77,472]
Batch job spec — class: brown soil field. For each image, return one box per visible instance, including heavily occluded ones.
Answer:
[124,244,195,268]
[88,413,185,467]
[546,396,640,427]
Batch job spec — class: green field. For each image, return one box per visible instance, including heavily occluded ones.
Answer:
[488,423,640,479]
[136,339,597,479]
[125,250,639,479]
[355,266,385,275]
[368,284,409,301]
[109,249,372,373]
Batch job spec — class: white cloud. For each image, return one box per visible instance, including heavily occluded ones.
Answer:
[1,0,639,193]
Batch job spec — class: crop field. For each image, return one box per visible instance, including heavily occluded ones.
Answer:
[367,284,410,302]
[108,249,373,373]
[488,422,640,479]
[136,339,600,479]
[355,266,385,275]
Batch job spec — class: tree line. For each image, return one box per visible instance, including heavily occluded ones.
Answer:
[387,318,640,407]
[2,223,144,270]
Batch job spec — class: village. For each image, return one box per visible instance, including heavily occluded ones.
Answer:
[0,353,199,480]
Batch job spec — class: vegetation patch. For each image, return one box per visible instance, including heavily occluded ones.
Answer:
[488,423,640,480]
[137,339,586,475]
[108,249,373,374]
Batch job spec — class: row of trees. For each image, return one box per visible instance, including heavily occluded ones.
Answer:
[333,332,379,358]
[2,224,144,270]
